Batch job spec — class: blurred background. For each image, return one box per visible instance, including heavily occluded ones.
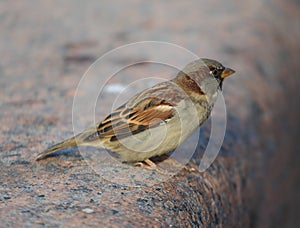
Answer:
[0,0,299,227]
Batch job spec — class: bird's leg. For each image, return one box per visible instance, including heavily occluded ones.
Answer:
[134,159,157,169]
[144,159,157,168]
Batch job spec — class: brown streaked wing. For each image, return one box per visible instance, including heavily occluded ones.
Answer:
[97,96,175,141]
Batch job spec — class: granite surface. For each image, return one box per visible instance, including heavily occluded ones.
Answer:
[1,0,299,227]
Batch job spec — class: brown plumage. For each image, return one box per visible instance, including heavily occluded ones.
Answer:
[36,58,235,162]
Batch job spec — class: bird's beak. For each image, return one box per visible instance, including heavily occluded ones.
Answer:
[221,67,235,78]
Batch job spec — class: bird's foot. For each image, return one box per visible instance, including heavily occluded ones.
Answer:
[134,159,171,175]
[134,159,157,169]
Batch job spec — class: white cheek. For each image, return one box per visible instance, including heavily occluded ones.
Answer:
[212,92,218,99]
[212,92,219,102]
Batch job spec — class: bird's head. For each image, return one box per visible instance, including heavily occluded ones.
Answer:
[174,58,235,104]
[201,58,235,89]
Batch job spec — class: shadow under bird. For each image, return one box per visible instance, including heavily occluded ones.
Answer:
[36,58,235,166]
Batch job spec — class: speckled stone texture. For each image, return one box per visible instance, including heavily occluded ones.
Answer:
[1,0,299,227]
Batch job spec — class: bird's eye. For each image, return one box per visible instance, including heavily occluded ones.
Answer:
[210,68,218,77]
[209,65,224,78]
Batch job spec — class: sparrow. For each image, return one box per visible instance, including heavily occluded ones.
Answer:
[36,58,235,166]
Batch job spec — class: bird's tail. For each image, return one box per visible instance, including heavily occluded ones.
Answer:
[36,136,77,160]
[36,126,102,161]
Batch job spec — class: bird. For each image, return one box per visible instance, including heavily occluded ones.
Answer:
[36,58,235,167]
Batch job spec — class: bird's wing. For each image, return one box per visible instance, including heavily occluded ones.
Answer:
[97,96,175,141]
